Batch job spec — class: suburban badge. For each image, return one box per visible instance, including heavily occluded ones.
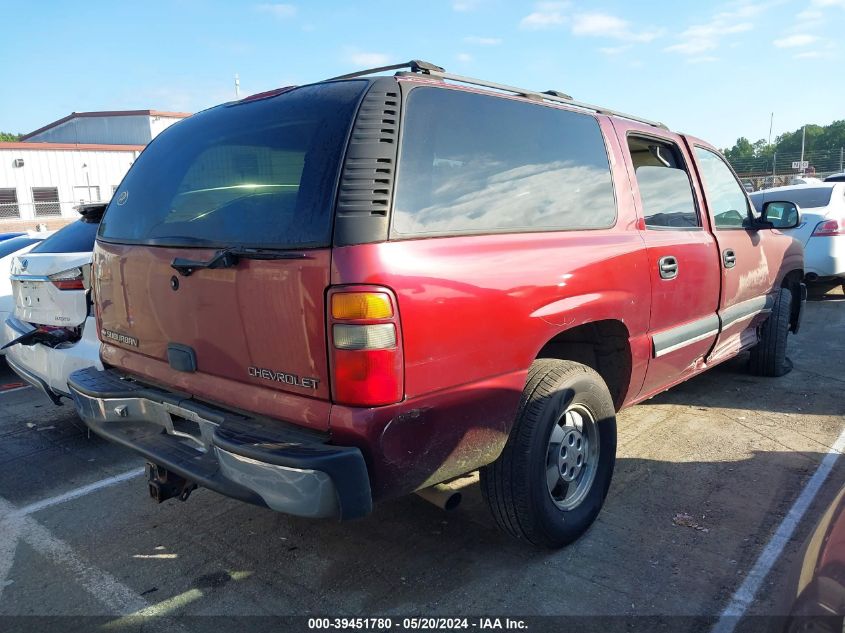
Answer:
[101,328,139,347]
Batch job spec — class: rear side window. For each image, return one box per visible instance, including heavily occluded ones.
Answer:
[750,187,834,212]
[0,236,40,259]
[628,136,699,229]
[99,81,367,249]
[31,220,99,254]
[392,87,616,237]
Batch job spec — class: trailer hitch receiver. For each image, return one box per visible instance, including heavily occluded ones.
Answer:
[146,462,197,503]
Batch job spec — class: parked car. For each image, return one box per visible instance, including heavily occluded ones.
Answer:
[4,204,106,404]
[780,486,845,630]
[824,173,845,182]
[67,60,805,547]
[750,183,845,292]
[0,233,53,353]
[0,232,26,242]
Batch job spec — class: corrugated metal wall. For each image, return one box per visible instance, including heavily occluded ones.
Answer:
[0,148,139,221]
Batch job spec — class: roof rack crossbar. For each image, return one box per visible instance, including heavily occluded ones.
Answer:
[325,60,668,130]
[327,59,444,82]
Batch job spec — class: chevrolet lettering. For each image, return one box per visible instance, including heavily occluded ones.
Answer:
[248,366,319,389]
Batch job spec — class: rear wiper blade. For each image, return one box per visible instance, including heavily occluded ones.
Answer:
[170,247,310,277]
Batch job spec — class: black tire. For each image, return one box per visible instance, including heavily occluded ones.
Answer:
[749,287,793,377]
[480,359,617,548]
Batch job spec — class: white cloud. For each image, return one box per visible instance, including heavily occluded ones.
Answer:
[773,33,819,47]
[796,8,823,20]
[571,12,661,42]
[464,36,502,46]
[255,3,296,19]
[689,55,720,63]
[811,0,845,7]
[519,2,570,30]
[347,51,391,66]
[793,50,823,58]
[452,0,481,11]
[599,45,632,56]
[665,3,766,56]
[456,52,473,63]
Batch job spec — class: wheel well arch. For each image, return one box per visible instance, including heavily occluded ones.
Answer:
[535,320,632,411]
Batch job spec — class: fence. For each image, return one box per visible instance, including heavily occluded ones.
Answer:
[729,147,844,191]
[0,201,90,234]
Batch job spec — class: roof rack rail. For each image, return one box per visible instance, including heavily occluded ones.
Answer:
[326,60,668,130]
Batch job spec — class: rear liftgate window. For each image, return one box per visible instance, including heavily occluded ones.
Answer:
[100,81,367,248]
[392,87,617,237]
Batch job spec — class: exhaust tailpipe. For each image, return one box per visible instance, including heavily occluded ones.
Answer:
[415,472,479,511]
[416,484,462,511]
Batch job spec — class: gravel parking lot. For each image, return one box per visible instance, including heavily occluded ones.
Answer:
[1,292,843,631]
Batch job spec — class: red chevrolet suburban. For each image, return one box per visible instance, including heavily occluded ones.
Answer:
[68,61,805,548]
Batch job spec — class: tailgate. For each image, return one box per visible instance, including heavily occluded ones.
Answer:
[95,242,332,401]
[11,252,90,327]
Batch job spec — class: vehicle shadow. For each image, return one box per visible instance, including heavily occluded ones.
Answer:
[162,446,845,622]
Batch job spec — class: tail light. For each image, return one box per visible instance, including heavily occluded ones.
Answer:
[49,266,85,290]
[328,287,403,406]
[812,218,845,236]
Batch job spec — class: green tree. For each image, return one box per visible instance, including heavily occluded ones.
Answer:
[724,137,754,161]
[724,119,845,174]
[0,131,21,142]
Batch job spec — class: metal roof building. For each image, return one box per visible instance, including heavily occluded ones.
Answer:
[0,110,191,231]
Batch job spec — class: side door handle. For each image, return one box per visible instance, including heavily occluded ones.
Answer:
[658,255,679,279]
[723,248,736,268]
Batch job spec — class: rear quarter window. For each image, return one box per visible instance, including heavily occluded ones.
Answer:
[392,87,616,237]
[30,220,99,254]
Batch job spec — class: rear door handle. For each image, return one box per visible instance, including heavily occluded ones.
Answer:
[658,255,678,279]
[723,249,736,268]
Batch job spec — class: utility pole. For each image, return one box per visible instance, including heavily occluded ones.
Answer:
[773,151,777,177]
[840,146,843,172]
[768,112,773,147]
[800,125,806,175]
[235,73,240,98]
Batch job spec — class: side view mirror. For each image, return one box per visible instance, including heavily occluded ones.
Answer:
[761,200,801,230]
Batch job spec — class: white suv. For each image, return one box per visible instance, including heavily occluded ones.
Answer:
[4,205,104,403]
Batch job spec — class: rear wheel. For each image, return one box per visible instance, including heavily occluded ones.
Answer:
[749,287,793,377]
[480,359,616,548]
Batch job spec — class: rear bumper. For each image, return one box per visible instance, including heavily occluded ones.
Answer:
[0,310,10,355]
[4,315,102,401]
[805,234,845,278]
[67,366,372,520]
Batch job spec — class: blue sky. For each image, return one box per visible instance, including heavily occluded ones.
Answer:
[2,0,842,149]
